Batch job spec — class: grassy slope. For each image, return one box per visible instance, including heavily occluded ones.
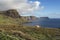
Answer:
[0,14,60,40]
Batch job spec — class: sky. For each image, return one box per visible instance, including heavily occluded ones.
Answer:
[0,0,60,18]
[30,0,60,18]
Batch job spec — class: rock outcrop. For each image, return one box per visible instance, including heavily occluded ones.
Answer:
[0,9,21,18]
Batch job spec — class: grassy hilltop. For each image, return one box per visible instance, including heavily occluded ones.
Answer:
[0,9,60,40]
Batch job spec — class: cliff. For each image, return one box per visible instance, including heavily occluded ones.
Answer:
[0,9,21,18]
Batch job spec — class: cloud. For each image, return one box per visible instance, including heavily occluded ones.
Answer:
[0,0,44,15]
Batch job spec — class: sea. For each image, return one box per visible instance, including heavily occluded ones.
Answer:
[24,18,60,28]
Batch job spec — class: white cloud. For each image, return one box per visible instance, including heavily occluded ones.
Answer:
[34,1,41,9]
[0,0,44,15]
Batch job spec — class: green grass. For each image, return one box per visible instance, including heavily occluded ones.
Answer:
[0,15,22,25]
[0,14,59,40]
[0,26,57,40]
[0,32,19,40]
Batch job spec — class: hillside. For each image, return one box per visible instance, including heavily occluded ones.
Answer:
[0,9,31,25]
[0,25,60,40]
[0,9,60,40]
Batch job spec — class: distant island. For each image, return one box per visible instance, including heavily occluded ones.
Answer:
[40,17,49,20]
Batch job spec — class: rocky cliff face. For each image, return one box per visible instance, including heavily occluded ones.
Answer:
[0,9,37,20]
[0,9,21,18]
[21,16,38,21]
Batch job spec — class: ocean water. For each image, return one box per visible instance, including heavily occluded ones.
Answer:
[24,18,60,28]
[39,19,60,28]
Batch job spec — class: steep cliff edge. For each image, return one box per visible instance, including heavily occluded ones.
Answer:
[0,9,21,18]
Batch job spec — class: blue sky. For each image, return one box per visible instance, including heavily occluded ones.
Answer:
[0,0,60,18]
[29,0,60,18]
